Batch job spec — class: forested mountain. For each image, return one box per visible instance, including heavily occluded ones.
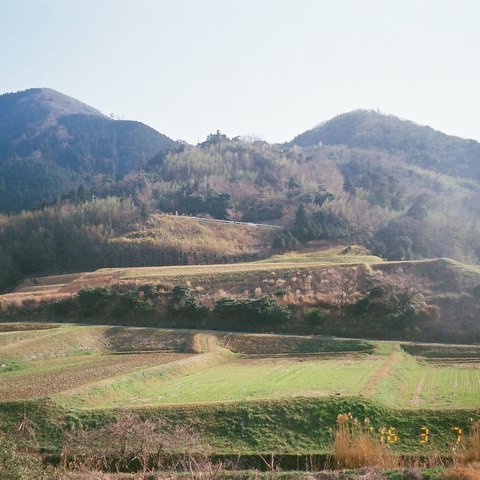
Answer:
[288,110,480,181]
[1,91,480,289]
[0,88,179,212]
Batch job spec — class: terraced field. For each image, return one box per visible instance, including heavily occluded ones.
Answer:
[1,323,480,454]
[2,323,480,410]
[3,245,383,305]
[402,363,480,408]
[0,352,187,400]
[57,353,384,409]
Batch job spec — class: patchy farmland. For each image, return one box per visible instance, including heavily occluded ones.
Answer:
[1,324,480,456]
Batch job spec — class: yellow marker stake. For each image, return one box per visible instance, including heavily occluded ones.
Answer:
[453,427,463,444]
[420,427,429,444]
[387,428,398,444]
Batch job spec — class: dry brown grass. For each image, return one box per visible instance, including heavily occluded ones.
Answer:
[330,413,399,469]
[112,213,272,255]
[443,463,480,480]
[455,421,480,464]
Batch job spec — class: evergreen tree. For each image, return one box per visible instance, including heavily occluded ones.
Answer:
[343,175,356,195]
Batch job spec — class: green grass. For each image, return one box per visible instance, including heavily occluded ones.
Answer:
[88,246,384,282]
[401,363,480,408]
[57,354,383,409]
[3,324,480,410]
[2,324,480,455]
[257,247,383,264]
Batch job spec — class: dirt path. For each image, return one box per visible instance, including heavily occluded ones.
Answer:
[362,348,405,396]
[189,333,221,353]
[411,372,426,405]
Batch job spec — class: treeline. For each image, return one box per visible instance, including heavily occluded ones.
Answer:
[96,134,480,264]
[0,198,143,291]
[2,132,480,288]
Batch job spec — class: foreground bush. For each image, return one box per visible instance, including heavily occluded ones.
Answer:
[62,412,221,476]
[214,296,291,324]
[331,413,399,469]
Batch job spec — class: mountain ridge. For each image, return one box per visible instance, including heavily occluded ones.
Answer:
[0,88,179,212]
[288,109,480,180]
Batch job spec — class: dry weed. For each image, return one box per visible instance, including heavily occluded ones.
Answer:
[330,413,399,469]
[442,463,480,480]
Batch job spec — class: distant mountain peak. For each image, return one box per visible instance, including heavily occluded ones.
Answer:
[288,110,480,180]
[0,87,179,212]
[0,88,104,133]
[28,87,104,118]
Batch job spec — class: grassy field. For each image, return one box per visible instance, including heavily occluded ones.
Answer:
[56,353,384,409]
[2,324,480,410]
[1,323,480,455]
[402,363,480,408]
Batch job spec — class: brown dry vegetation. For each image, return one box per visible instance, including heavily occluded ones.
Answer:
[443,464,480,480]
[1,249,480,343]
[0,352,187,400]
[330,413,399,470]
[112,214,273,256]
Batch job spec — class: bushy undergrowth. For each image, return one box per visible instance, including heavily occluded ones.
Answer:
[169,285,209,320]
[37,284,293,331]
[214,296,291,324]
[2,410,480,478]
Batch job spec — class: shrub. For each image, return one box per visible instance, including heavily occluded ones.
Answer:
[138,283,159,299]
[120,290,154,313]
[307,307,327,326]
[62,413,216,475]
[169,285,208,319]
[272,231,299,251]
[354,296,370,315]
[214,296,290,324]
[50,297,76,316]
[78,287,112,316]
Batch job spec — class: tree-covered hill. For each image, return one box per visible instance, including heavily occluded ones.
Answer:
[288,109,480,180]
[1,90,480,272]
[0,88,179,212]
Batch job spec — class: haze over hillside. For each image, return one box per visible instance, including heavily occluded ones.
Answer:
[0,88,480,288]
[289,109,480,181]
[0,88,179,212]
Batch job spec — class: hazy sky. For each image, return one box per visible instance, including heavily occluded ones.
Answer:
[1,0,479,143]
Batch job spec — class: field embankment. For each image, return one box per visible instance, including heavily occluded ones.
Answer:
[2,248,479,344]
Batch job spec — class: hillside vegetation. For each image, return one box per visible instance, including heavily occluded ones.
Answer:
[96,124,480,265]
[0,198,273,293]
[288,109,480,181]
[2,248,480,344]
[0,88,178,211]
[1,90,480,271]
